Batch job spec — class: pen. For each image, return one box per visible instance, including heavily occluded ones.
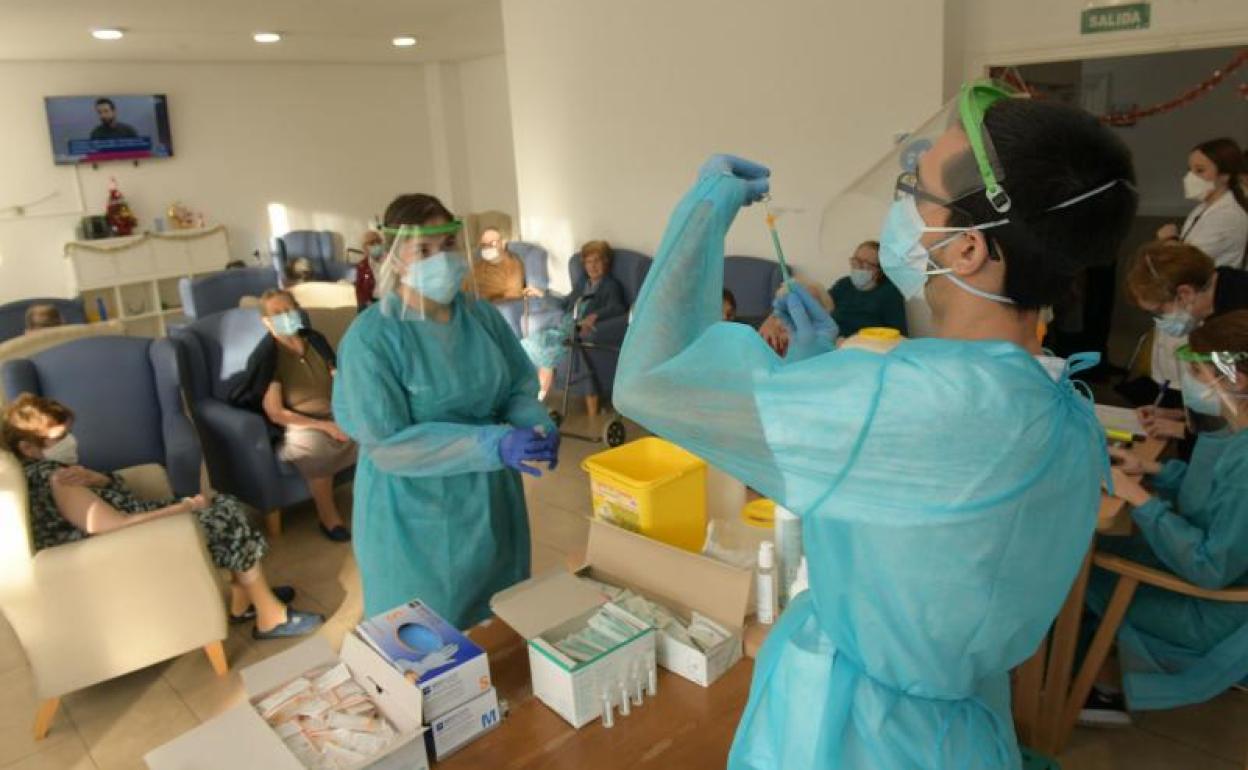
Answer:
[1152,380,1170,408]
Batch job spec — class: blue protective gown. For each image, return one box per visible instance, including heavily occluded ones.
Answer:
[332,294,551,627]
[1087,429,1248,709]
[615,170,1108,769]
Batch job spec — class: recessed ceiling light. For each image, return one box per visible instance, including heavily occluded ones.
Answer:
[91,29,124,41]
[253,32,282,44]
[392,36,418,48]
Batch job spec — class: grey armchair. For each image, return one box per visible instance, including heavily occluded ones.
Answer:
[0,335,202,496]
[178,268,278,320]
[0,298,86,343]
[494,241,564,339]
[171,308,351,535]
[724,255,783,327]
[272,231,355,284]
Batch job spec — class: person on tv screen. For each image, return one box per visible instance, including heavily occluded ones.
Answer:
[89,98,138,140]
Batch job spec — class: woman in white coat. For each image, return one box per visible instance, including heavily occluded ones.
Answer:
[1157,137,1248,269]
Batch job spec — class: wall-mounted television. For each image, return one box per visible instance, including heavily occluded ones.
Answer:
[44,94,173,165]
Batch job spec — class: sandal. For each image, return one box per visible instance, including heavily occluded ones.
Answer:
[252,609,324,640]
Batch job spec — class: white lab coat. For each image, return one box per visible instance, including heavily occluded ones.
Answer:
[1181,192,1248,269]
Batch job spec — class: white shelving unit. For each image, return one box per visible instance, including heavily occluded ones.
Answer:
[64,226,231,337]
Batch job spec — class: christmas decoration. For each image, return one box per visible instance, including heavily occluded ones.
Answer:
[166,201,200,230]
[104,177,138,237]
[992,48,1248,127]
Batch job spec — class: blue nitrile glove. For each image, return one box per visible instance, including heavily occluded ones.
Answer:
[537,428,561,471]
[500,427,551,477]
[698,154,771,205]
[773,283,838,362]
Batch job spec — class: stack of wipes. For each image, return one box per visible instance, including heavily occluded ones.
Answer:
[582,579,730,653]
[551,605,649,664]
[252,662,398,769]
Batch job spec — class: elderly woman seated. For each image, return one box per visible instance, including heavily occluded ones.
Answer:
[2,393,322,639]
[231,289,357,541]
[521,239,629,415]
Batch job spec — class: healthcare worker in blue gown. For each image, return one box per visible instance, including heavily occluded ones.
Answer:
[332,193,559,627]
[615,82,1140,769]
[1089,310,1248,717]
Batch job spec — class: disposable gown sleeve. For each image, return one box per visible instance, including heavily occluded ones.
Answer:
[477,302,556,432]
[1131,456,1248,590]
[332,316,510,477]
[1149,459,1187,500]
[615,172,883,514]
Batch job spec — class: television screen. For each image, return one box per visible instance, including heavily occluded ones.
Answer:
[44,94,173,165]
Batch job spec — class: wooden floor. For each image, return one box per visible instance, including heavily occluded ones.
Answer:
[1,409,1244,769]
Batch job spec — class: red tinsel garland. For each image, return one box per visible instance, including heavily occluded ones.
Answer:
[994,48,1248,127]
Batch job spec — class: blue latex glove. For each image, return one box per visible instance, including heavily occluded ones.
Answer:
[500,427,554,477]
[537,428,561,471]
[698,154,771,204]
[773,283,838,361]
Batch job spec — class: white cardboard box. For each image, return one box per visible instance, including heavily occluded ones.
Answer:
[356,599,492,721]
[580,520,752,687]
[145,635,429,770]
[424,686,501,760]
[491,570,656,728]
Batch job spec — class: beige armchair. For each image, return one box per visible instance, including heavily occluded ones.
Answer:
[0,321,124,406]
[288,281,357,349]
[0,453,228,740]
[465,210,513,253]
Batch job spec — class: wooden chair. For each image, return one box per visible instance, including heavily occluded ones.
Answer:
[1057,551,1248,749]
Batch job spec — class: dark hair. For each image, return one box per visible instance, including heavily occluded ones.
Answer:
[258,288,298,317]
[1125,240,1215,306]
[1194,137,1248,215]
[1189,309,1248,378]
[856,240,880,252]
[383,194,454,231]
[95,97,115,110]
[722,289,737,309]
[946,98,1138,310]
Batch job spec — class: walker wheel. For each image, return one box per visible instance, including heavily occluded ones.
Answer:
[604,419,626,447]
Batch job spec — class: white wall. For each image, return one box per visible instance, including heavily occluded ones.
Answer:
[502,0,945,291]
[0,61,437,302]
[457,55,520,222]
[1085,47,1248,217]
[958,0,1248,75]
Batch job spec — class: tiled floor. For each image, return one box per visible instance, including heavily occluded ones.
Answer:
[1,410,1244,769]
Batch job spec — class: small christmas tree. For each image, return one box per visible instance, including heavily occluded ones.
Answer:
[105,177,139,236]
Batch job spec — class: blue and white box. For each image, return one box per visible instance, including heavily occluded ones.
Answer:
[358,599,492,721]
[425,687,501,761]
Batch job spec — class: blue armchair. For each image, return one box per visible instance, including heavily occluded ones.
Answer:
[494,241,564,339]
[178,268,278,320]
[0,298,86,343]
[554,249,652,400]
[0,335,201,496]
[724,256,783,327]
[171,308,350,534]
[272,231,355,284]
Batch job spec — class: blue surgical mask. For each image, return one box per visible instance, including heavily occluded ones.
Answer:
[1182,376,1222,416]
[1154,309,1196,338]
[368,244,384,260]
[849,269,877,291]
[878,195,1013,305]
[270,310,304,337]
[403,251,467,304]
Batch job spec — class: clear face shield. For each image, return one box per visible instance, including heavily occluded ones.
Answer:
[819,82,1014,290]
[376,219,478,320]
[1177,345,1248,432]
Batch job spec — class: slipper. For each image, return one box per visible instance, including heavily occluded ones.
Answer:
[253,609,324,640]
[229,585,295,624]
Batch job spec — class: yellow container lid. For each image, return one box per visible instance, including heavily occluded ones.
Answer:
[741,498,775,528]
[857,327,902,340]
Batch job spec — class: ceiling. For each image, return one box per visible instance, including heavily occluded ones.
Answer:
[0,0,503,64]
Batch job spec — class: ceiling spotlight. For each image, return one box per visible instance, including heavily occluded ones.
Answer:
[392,36,417,48]
[253,32,282,44]
[91,29,125,41]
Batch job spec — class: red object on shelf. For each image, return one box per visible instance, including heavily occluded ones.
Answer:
[105,177,139,237]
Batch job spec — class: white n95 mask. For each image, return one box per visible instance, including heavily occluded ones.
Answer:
[43,433,79,465]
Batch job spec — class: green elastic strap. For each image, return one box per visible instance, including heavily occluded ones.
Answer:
[1176,345,1248,378]
[381,219,464,237]
[958,80,1015,213]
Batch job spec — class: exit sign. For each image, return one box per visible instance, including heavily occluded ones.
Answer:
[1082,3,1151,34]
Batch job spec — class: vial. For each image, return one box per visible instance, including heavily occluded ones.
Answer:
[618,680,631,716]
[630,660,644,706]
[646,651,658,697]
